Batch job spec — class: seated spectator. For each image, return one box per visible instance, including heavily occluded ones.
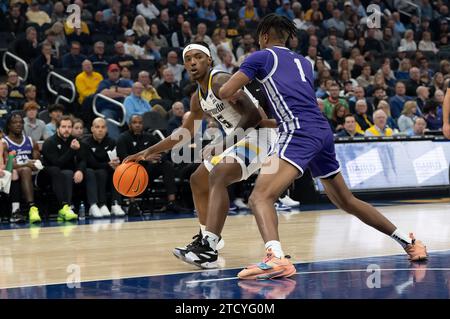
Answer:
[376,100,398,130]
[157,69,183,104]
[397,101,418,132]
[418,31,438,54]
[89,41,109,76]
[214,50,237,73]
[399,29,417,51]
[149,22,169,50]
[142,39,162,62]
[23,84,44,110]
[26,0,51,27]
[416,86,429,115]
[137,0,160,21]
[132,14,150,39]
[75,60,104,105]
[336,114,364,138]
[138,71,162,105]
[120,66,134,85]
[71,118,85,139]
[197,0,217,23]
[323,83,349,119]
[239,0,259,23]
[167,102,185,134]
[354,99,374,134]
[423,100,443,131]
[171,21,194,48]
[117,114,182,214]
[406,117,427,136]
[62,41,87,71]
[356,64,374,89]
[6,4,27,36]
[167,51,185,85]
[365,109,393,137]
[330,103,348,133]
[110,42,136,69]
[82,118,125,218]
[0,83,12,131]
[195,23,213,46]
[389,81,412,119]
[31,43,59,102]
[324,9,346,36]
[39,116,82,221]
[23,102,48,143]
[45,104,64,138]
[406,67,425,97]
[14,26,40,63]
[95,64,133,139]
[6,70,25,107]
[124,82,152,124]
[124,29,145,60]
[2,113,42,223]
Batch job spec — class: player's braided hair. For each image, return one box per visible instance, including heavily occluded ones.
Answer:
[256,13,297,42]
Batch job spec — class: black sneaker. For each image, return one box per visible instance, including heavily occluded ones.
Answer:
[174,236,218,269]
[173,229,203,258]
[127,202,143,217]
[10,210,26,223]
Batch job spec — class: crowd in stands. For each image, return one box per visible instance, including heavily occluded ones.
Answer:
[1,0,450,223]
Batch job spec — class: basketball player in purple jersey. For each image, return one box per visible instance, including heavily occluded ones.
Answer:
[219,14,428,280]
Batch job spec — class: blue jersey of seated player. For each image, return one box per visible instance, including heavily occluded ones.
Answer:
[239,46,330,133]
[239,46,340,178]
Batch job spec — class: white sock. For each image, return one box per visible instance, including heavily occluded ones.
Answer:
[391,229,412,248]
[265,240,284,258]
[12,202,20,212]
[199,224,206,234]
[203,230,219,250]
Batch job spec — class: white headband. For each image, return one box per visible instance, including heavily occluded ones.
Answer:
[182,44,211,62]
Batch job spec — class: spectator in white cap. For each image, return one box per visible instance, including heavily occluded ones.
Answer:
[124,29,145,59]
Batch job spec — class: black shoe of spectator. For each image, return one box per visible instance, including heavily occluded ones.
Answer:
[127,202,143,217]
[166,201,191,213]
[10,210,26,223]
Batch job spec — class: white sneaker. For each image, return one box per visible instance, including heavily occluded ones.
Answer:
[216,237,225,250]
[111,204,126,217]
[89,204,103,218]
[233,198,248,209]
[279,195,300,207]
[99,205,111,217]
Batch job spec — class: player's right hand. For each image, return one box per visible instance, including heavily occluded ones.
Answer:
[443,123,450,139]
[123,151,146,163]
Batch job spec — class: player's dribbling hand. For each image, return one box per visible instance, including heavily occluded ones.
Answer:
[146,153,161,163]
[124,151,146,163]
[443,123,450,139]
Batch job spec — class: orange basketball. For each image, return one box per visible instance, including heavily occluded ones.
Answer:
[113,162,149,197]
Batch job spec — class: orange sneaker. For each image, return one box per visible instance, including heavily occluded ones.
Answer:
[404,233,428,261]
[238,249,296,280]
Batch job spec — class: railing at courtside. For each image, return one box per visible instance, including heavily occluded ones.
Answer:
[92,93,126,127]
[46,71,76,104]
[2,51,29,82]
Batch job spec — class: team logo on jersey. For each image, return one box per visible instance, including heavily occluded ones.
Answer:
[57,144,61,149]
[91,148,96,152]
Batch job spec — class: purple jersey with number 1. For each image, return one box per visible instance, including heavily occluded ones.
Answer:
[239,46,340,178]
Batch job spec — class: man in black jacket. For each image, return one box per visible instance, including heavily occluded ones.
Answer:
[82,118,125,218]
[39,116,82,221]
[117,114,181,214]
[156,69,183,104]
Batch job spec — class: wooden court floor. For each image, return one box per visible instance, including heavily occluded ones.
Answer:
[1,203,449,289]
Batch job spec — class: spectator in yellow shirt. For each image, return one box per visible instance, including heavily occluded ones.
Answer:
[365,109,394,137]
[137,71,161,103]
[75,60,103,104]
[26,0,51,27]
